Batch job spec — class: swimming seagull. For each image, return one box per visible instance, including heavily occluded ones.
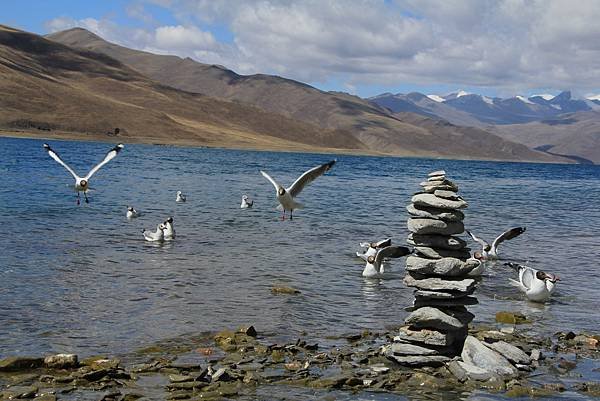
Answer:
[363,246,412,278]
[176,191,186,202]
[126,206,140,219]
[356,238,392,261]
[143,223,166,242]
[240,195,253,209]
[43,143,124,204]
[466,227,526,261]
[163,217,175,240]
[466,251,486,276]
[260,160,336,220]
[506,262,560,302]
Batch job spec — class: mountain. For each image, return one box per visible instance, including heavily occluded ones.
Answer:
[43,27,563,162]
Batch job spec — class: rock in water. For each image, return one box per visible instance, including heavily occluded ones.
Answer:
[461,336,518,377]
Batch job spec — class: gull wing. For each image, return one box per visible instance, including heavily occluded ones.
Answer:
[84,144,124,180]
[260,170,282,192]
[43,143,80,180]
[491,227,526,253]
[374,246,411,269]
[374,238,392,248]
[519,265,536,290]
[466,230,489,249]
[287,160,336,198]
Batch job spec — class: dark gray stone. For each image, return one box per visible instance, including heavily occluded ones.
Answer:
[405,307,466,330]
[0,357,44,371]
[434,190,463,200]
[406,204,464,222]
[413,296,479,308]
[414,289,474,299]
[415,246,471,260]
[407,233,467,250]
[385,354,451,367]
[407,218,464,235]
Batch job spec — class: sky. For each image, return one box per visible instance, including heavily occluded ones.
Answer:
[3,0,600,99]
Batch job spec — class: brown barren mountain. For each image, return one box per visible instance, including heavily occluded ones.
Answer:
[45,27,564,162]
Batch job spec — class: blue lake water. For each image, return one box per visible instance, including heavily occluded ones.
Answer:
[1,136,599,363]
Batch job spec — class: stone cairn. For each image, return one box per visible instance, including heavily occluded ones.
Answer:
[383,170,479,367]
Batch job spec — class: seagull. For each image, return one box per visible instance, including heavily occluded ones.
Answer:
[363,246,412,278]
[43,143,124,204]
[260,160,336,220]
[356,238,392,261]
[466,227,526,260]
[506,262,560,302]
[143,223,165,242]
[176,191,187,202]
[240,195,254,209]
[163,217,175,240]
[126,206,140,219]
[467,251,486,276]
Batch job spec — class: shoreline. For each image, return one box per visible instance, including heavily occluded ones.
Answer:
[0,129,581,166]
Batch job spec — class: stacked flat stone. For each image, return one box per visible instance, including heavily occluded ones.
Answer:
[383,170,479,367]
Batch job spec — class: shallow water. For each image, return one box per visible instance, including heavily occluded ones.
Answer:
[1,136,599,363]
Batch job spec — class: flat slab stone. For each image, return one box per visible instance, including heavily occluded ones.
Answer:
[44,354,78,369]
[449,360,498,381]
[428,170,446,177]
[461,336,518,377]
[0,357,44,371]
[406,204,464,222]
[385,354,451,367]
[397,326,462,347]
[406,256,478,276]
[404,273,477,293]
[415,246,471,260]
[485,341,531,365]
[434,190,463,200]
[407,234,467,250]
[405,307,466,330]
[407,218,464,235]
[382,343,440,356]
[414,289,474,299]
[412,193,467,210]
[413,296,479,308]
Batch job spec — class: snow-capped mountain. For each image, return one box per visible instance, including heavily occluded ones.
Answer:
[369,90,594,125]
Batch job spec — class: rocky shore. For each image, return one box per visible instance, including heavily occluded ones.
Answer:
[1,322,598,401]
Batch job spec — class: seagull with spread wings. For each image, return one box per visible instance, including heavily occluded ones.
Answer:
[362,246,412,278]
[506,262,560,302]
[43,143,124,204]
[356,238,392,261]
[466,227,526,261]
[260,160,336,220]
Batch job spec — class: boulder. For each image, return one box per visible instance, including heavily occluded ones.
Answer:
[448,360,498,381]
[406,204,464,222]
[485,341,531,365]
[382,342,440,356]
[406,256,478,276]
[0,357,44,371]
[404,274,477,293]
[407,234,467,250]
[461,336,518,377]
[397,326,462,346]
[412,193,467,210]
[404,307,465,330]
[407,218,464,235]
[414,246,471,260]
[44,354,78,369]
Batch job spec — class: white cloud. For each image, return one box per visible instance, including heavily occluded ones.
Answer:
[154,25,216,49]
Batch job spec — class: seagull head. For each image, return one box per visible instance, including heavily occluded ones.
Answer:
[242,195,248,200]
[367,256,376,264]
[158,223,166,231]
[277,187,286,196]
[473,251,484,260]
[79,179,88,188]
[128,206,134,211]
[484,244,491,252]
[544,272,560,283]
[166,217,173,223]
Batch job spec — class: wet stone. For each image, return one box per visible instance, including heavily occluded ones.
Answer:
[404,307,466,331]
[485,341,531,365]
[44,354,78,369]
[404,274,477,293]
[461,336,517,377]
[397,326,462,347]
[406,256,477,277]
[0,357,44,371]
[407,218,465,236]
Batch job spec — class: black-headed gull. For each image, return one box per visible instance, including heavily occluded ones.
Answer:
[43,143,124,204]
[143,223,165,242]
[506,262,560,302]
[126,206,140,219]
[466,227,526,260]
[163,217,175,240]
[176,191,186,202]
[466,251,486,276]
[240,195,254,209]
[260,160,336,220]
[356,238,392,261]
[362,246,412,278]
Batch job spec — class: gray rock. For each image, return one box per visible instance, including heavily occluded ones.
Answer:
[434,190,463,200]
[44,354,78,369]
[385,354,450,367]
[485,341,531,365]
[382,342,440,356]
[397,326,461,346]
[405,307,466,330]
[414,289,474,299]
[530,349,542,361]
[406,256,478,276]
[415,246,471,260]
[428,170,446,177]
[407,218,464,235]
[211,367,233,382]
[414,296,479,308]
[169,374,195,383]
[441,307,475,325]
[412,193,468,210]
[406,204,464,222]
[461,336,518,377]
[0,357,44,371]
[449,360,498,381]
[404,274,477,293]
[421,184,459,194]
[407,233,467,250]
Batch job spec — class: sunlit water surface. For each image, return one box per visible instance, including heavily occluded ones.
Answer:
[0,137,599,398]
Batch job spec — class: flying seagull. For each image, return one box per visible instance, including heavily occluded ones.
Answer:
[356,238,392,261]
[362,246,412,278]
[43,143,124,204]
[466,227,526,261]
[506,262,559,302]
[260,160,336,220]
